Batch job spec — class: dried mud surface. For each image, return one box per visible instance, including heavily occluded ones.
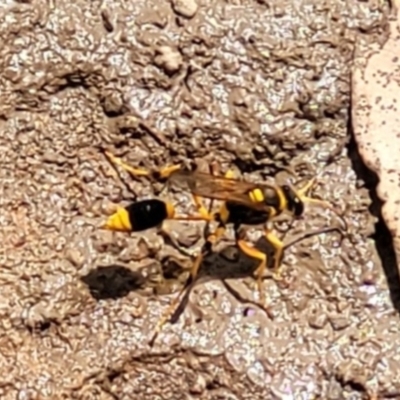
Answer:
[0,0,398,399]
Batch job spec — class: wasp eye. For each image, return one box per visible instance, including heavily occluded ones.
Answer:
[294,198,304,216]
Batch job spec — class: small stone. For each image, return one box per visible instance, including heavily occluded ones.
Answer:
[361,272,376,285]
[154,45,183,75]
[42,150,67,165]
[329,315,350,331]
[65,247,85,268]
[9,231,26,248]
[308,311,327,329]
[176,224,200,248]
[190,374,206,394]
[118,238,150,262]
[102,92,124,116]
[101,9,114,32]
[171,0,198,19]
[130,296,146,318]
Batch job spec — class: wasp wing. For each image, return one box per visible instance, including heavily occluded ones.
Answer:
[168,170,269,211]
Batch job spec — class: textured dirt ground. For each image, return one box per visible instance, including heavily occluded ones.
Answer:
[0,0,398,399]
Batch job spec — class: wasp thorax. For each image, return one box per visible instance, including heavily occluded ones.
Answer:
[262,187,281,209]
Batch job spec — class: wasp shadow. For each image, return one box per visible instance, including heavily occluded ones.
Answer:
[166,225,341,325]
[82,224,340,325]
[81,264,147,300]
[347,111,400,314]
[80,236,277,302]
[167,236,279,325]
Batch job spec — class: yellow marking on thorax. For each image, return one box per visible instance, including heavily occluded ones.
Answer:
[249,188,264,203]
[102,206,132,232]
[276,187,288,214]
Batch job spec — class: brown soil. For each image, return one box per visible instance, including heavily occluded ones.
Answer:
[0,0,398,399]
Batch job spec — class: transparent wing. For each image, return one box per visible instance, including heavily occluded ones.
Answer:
[168,170,270,211]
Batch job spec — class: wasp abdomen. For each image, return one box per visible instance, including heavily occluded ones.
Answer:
[125,199,168,232]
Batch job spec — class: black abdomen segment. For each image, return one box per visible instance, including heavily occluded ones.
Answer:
[125,199,168,232]
[225,202,271,226]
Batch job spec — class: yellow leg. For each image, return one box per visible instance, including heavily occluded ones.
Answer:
[150,167,233,345]
[104,150,152,177]
[189,167,234,220]
[191,194,213,221]
[148,259,199,346]
[104,150,182,180]
[149,220,227,346]
[104,151,215,222]
[157,165,183,180]
[184,165,234,279]
[237,239,267,305]
[186,165,234,280]
[104,151,234,223]
[264,230,284,279]
[237,229,284,303]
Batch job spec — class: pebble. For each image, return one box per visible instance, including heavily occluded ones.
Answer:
[190,374,206,394]
[154,45,183,75]
[329,315,350,331]
[171,0,198,19]
[65,247,85,268]
[308,311,328,329]
[176,224,200,248]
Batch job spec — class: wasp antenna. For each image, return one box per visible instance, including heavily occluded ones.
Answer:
[301,195,348,232]
[325,202,348,232]
[284,226,345,250]
[296,177,348,232]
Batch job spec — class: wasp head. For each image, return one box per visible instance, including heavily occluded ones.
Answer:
[281,185,304,217]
